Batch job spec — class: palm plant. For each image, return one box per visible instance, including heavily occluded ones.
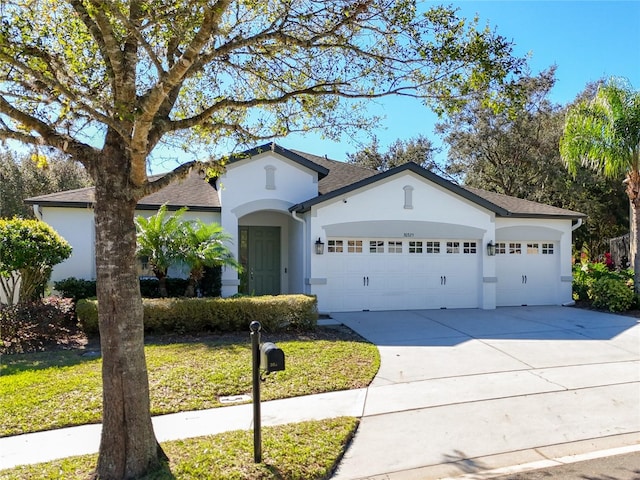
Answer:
[178,220,241,297]
[560,77,640,289]
[134,205,187,297]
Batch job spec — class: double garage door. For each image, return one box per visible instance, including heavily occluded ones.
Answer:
[321,237,560,312]
[322,238,481,312]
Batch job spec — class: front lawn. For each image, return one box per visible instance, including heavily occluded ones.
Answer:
[0,326,379,437]
[0,417,358,479]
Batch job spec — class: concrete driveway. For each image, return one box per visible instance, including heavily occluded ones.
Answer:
[330,306,640,480]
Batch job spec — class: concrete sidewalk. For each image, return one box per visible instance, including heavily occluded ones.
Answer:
[1,306,639,479]
[0,388,366,470]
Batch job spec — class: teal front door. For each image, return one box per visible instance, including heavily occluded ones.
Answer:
[239,226,281,295]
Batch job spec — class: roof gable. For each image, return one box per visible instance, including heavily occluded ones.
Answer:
[290,162,585,219]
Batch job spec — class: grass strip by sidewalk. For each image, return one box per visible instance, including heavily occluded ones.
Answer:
[1,326,378,437]
[0,417,358,480]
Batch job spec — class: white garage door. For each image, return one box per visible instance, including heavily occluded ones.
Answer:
[496,241,559,306]
[323,238,481,312]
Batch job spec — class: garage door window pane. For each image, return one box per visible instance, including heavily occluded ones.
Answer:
[347,240,363,253]
[542,243,554,254]
[509,243,522,254]
[426,241,440,253]
[409,241,423,253]
[328,240,343,253]
[463,241,477,254]
[527,243,539,254]
[370,241,384,253]
[388,241,403,253]
[447,241,460,254]
[496,242,506,254]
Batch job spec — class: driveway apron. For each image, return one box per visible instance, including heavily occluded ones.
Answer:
[330,306,640,480]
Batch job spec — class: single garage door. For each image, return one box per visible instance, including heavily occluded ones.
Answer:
[323,237,481,312]
[496,241,559,306]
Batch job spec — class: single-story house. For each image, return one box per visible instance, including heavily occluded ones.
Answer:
[26,143,585,312]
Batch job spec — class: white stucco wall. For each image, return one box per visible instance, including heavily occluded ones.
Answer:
[218,152,320,296]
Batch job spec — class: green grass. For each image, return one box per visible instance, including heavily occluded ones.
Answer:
[0,417,359,479]
[0,326,379,437]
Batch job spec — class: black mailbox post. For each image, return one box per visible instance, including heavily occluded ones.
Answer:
[250,321,285,463]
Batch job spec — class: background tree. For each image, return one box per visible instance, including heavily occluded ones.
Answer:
[0,218,71,305]
[135,205,187,298]
[0,1,523,477]
[347,134,436,171]
[0,149,92,218]
[178,220,240,297]
[437,70,628,256]
[561,77,640,287]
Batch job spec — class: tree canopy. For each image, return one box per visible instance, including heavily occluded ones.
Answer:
[346,134,436,172]
[0,149,92,218]
[0,1,525,478]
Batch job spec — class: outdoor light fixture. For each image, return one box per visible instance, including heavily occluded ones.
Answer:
[486,241,496,256]
[314,237,325,255]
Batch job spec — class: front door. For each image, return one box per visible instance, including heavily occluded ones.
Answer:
[239,226,281,295]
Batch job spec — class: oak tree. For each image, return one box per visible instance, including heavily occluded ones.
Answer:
[0,1,523,477]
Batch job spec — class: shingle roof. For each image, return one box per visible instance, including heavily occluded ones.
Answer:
[289,149,377,194]
[462,186,585,218]
[25,169,221,212]
[25,144,584,220]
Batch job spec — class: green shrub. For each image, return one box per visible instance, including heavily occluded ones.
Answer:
[0,297,77,354]
[54,277,97,300]
[76,295,318,335]
[589,277,634,312]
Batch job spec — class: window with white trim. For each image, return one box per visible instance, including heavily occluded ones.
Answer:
[388,241,403,253]
[496,242,507,254]
[542,243,554,254]
[463,241,477,254]
[509,242,522,254]
[409,241,423,253]
[369,240,384,253]
[328,240,343,253]
[426,241,440,253]
[347,240,363,253]
[527,243,539,254]
[446,241,460,254]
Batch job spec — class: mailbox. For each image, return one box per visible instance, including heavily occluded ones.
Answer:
[260,342,285,373]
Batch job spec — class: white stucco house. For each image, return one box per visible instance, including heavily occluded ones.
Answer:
[26,143,585,313]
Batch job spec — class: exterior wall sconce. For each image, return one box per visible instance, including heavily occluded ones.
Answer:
[315,237,325,255]
[486,241,496,256]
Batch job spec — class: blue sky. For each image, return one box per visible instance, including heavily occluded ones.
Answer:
[267,0,640,166]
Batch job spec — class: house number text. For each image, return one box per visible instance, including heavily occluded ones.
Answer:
[403,233,415,238]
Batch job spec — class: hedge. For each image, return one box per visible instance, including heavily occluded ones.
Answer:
[76,294,318,335]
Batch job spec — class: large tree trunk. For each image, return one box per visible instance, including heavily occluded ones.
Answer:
[92,153,164,479]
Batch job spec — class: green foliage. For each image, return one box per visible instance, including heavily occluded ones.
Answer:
[561,77,640,285]
[0,218,71,304]
[136,207,238,297]
[53,277,97,301]
[77,295,318,335]
[572,261,635,312]
[0,297,77,354]
[347,135,436,172]
[0,149,92,219]
[590,277,634,312]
